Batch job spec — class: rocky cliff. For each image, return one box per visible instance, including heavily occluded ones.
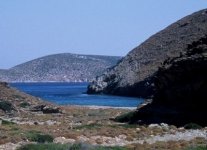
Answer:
[121,35,207,126]
[0,53,121,82]
[87,9,207,98]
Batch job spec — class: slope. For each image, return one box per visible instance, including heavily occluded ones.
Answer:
[87,9,207,98]
[0,53,121,82]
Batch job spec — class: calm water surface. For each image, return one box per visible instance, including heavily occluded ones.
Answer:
[10,82,143,108]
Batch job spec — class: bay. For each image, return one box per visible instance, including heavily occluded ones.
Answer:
[10,82,143,108]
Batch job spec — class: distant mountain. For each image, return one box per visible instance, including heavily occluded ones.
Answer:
[0,53,121,82]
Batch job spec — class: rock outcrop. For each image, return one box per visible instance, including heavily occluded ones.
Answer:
[31,105,61,114]
[87,9,207,98]
[124,35,207,126]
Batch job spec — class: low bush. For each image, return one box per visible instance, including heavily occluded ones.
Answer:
[26,131,54,143]
[114,111,137,123]
[17,143,69,150]
[17,143,128,150]
[70,143,81,150]
[184,123,202,129]
[1,119,16,125]
[19,102,30,108]
[74,124,102,130]
[186,145,207,150]
[0,100,14,112]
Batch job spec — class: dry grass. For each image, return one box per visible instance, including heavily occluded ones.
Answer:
[0,105,206,149]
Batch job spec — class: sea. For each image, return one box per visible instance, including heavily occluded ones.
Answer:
[10,82,143,108]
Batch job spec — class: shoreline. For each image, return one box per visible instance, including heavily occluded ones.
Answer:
[63,105,137,110]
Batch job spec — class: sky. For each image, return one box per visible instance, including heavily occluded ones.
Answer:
[0,0,207,69]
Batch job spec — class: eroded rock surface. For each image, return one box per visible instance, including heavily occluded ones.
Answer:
[88,9,207,98]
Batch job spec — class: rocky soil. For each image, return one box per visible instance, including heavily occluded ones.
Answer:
[0,82,207,150]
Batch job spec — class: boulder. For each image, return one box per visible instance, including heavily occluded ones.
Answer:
[31,105,61,114]
[42,106,60,114]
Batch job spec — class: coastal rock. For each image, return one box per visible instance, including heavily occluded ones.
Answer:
[87,9,207,98]
[122,34,207,126]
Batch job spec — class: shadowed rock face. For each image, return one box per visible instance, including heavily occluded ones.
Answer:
[87,9,207,98]
[119,35,207,126]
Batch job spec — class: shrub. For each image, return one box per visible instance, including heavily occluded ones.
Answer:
[17,143,70,150]
[1,119,16,125]
[26,131,54,143]
[17,143,128,150]
[74,124,102,130]
[0,100,14,112]
[184,123,202,129]
[19,102,30,108]
[114,111,137,123]
[186,146,207,150]
[70,143,127,150]
[70,143,81,150]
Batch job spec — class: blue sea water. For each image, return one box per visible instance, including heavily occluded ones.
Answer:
[10,82,143,108]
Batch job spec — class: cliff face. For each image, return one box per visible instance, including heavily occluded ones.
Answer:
[126,35,207,126]
[0,53,121,82]
[87,9,207,98]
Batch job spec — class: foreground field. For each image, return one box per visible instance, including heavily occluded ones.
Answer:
[0,105,207,150]
[0,82,206,150]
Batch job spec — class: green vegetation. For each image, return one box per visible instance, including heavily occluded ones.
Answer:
[186,146,207,150]
[69,143,81,150]
[114,111,137,123]
[184,123,203,130]
[0,100,14,112]
[17,143,127,150]
[17,143,69,150]
[25,131,54,143]
[96,146,128,150]
[74,123,102,130]
[1,119,16,125]
[19,102,30,108]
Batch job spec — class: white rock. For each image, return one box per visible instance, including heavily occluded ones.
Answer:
[54,137,76,144]
[160,123,169,129]
[149,124,161,128]
[136,128,141,131]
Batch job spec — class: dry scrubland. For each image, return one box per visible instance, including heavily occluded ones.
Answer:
[0,82,207,150]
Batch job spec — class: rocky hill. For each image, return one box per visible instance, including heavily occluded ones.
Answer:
[119,34,207,126]
[0,82,60,116]
[87,8,207,126]
[87,9,207,98]
[0,53,121,82]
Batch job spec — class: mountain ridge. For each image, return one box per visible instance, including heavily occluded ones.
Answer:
[0,53,121,82]
[87,8,207,98]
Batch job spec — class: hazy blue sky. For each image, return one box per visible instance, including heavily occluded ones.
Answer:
[0,0,207,69]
